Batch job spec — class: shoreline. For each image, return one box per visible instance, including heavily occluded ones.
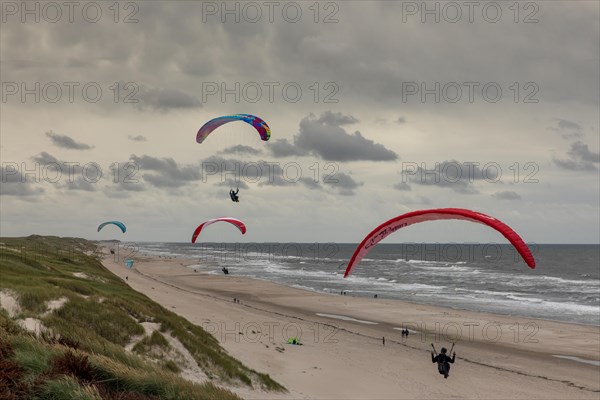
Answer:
[197,268,600,330]
[139,251,600,329]
[103,252,600,399]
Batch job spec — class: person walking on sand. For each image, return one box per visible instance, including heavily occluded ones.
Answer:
[382,336,385,346]
[431,347,456,379]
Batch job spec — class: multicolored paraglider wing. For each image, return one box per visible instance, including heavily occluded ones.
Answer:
[196,114,271,144]
[97,221,126,234]
[344,208,535,278]
[191,217,247,243]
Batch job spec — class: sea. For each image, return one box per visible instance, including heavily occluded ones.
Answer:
[129,242,599,326]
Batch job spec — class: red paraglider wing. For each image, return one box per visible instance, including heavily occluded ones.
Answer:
[191,217,246,243]
[344,208,535,277]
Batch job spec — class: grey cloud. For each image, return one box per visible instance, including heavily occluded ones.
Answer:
[393,182,411,191]
[202,156,322,189]
[46,131,93,150]
[558,119,582,131]
[128,135,148,142]
[269,139,308,158]
[548,119,584,139]
[492,191,522,200]
[299,177,321,190]
[203,156,273,186]
[130,154,202,188]
[324,172,363,196]
[219,145,262,156]
[64,177,97,192]
[135,86,202,112]
[569,141,600,163]
[397,195,431,206]
[30,152,85,175]
[405,160,501,194]
[397,117,406,124]
[294,113,398,162]
[32,152,60,165]
[316,111,359,126]
[554,141,600,171]
[0,165,44,196]
[215,179,250,189]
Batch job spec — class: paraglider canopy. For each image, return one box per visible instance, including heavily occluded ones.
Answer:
[196,114,271,144]
[191,217,246,243]
[344,208,536,278]
[97,221,126,234]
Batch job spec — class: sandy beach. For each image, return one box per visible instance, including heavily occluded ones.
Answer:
[102,253,600,399]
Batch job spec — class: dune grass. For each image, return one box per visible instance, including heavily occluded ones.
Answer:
[0,235,285,398]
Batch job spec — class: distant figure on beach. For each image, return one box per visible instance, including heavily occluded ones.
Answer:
[374,294,378,298]
[401,329,409,338]
[233,297,236,303]
[431,347,455,379]
[382,336,385,346]
[222,267,229,275]
[125,276,128,281]
[229,188,240,202]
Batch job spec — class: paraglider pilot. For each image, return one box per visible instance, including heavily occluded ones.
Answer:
[431,347,456,379]
[229,188,240,202]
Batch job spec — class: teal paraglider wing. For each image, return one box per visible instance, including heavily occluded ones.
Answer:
[97,221,126,234]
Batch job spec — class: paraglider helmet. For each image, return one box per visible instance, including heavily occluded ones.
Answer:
[441,347,447,353]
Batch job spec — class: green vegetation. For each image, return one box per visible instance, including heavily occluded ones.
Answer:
[0,235,285,399]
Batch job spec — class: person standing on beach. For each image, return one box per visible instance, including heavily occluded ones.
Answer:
[431,347,456,379]
[382,336,385,346]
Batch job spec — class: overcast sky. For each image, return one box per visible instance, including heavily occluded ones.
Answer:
[1,1,598,244]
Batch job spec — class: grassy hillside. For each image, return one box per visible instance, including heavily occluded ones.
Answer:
[0,236,284,399]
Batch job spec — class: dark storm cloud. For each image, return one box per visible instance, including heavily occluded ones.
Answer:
[45,131,93,150]
[492,191,522,200]
[293,113,398,162]
[554,141,600,171]
[1,3,597,109]
[130,154,202,188]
